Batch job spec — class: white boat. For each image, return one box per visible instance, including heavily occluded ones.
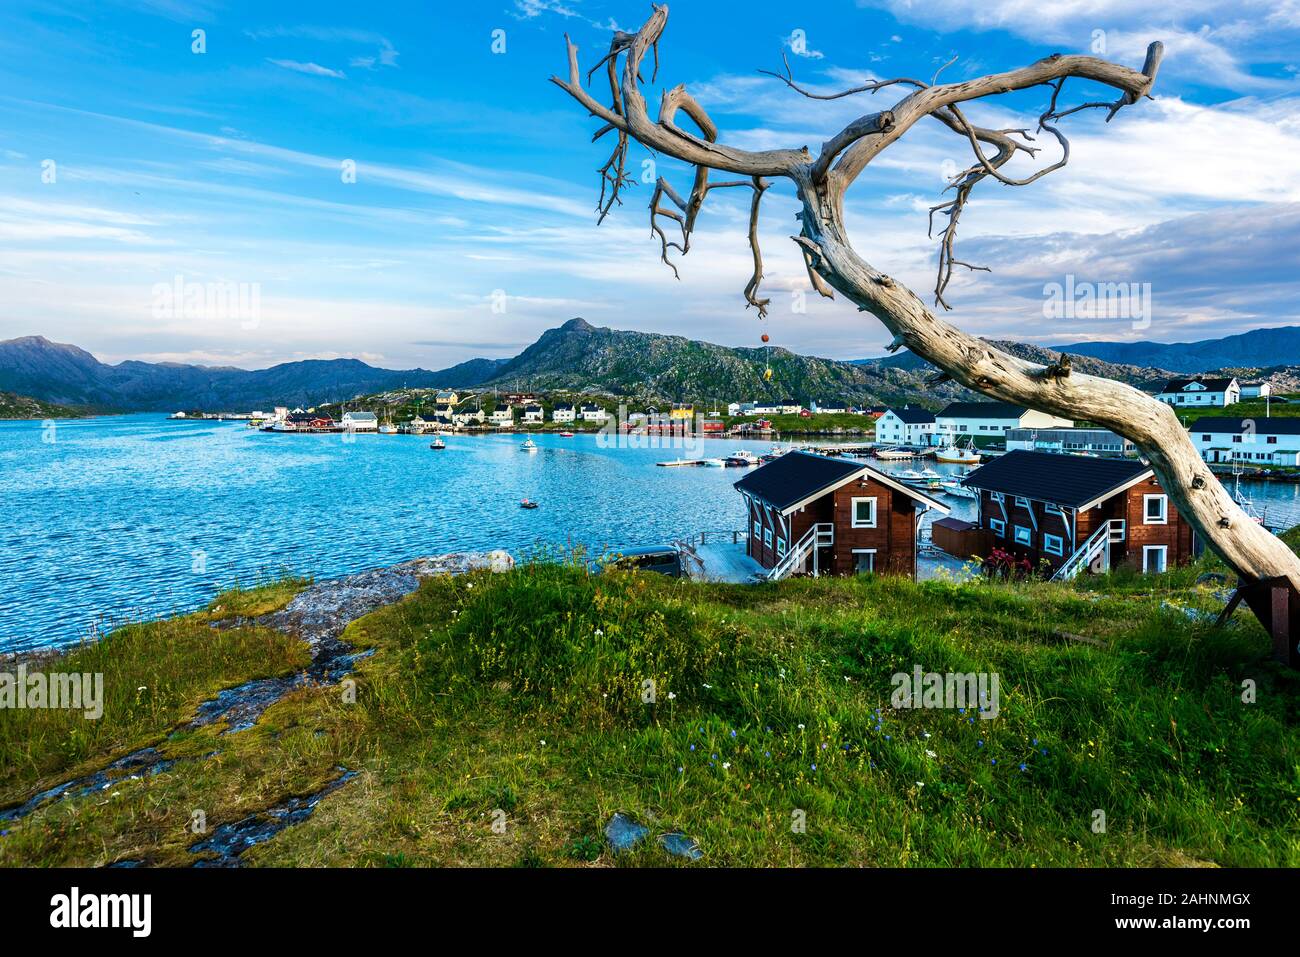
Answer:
[703,457,727,467]
[939,480,976,499]
[934,442,981,465]
[522,439,538,451]
[874,447,913,461]
[726,450,760,467]
[894,468,925,482]
[430,437,446,450]
[379,424,398,435]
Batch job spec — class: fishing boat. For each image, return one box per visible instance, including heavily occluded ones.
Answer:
[429,437,446,450]
[522,438,538,451]
[934,439,981,465]
[725,450,760,467]
[378,424,398,435]
[894,467,925,482]
[520,498,539,509]
[559,430,575,437]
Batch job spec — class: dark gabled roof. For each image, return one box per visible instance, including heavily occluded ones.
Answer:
[886,406,936,424]
[524,404,543,412]
[735,451,948,515]
[1191,416,1300,435]
[937,401,1028,420]
[553,402,575,410]
[962,450,1151,508]
[1161,377,1236,393]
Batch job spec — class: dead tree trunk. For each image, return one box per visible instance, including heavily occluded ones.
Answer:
[550,5,1300,610]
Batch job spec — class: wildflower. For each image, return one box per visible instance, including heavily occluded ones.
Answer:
[711,754,717,760]
[811,764,817,771]
[702,683,712,689]
[797,723,805,730]
[730,730,736,738]
[540,740,546,746]
[925,750,937,759]
[690,744,695,751]
[977,740,984,748]
[922,731,931,739]
[677,767,684,774]
[722,762,731,770]
[764,751,771,758]
[916,781,925,788]
[137,686,148,692]
[667,692,676,701]
[991,759,997,766]
[1019,763,1027,772]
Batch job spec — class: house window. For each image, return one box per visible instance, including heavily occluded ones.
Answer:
[1143,494,1168,525]
[1268,436,1278,444]
[1014,496,1030,509]
[1201,434,1211,442]
[851,497,878,528]
[1014,525,1031,546]
[764,528,773,548]
[753,519,762,538]
[776,537,787,558]
[1043,534,1064,557]
[988,518,1006,537]
[852,549,876,574]
[1232,435,1242,443]
[1143,545,1168,574]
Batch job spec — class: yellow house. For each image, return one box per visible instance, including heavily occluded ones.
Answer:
[669,403,694,421]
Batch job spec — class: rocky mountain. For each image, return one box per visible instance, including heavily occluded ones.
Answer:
[1055,327,1300,374]
[0,391,95,419]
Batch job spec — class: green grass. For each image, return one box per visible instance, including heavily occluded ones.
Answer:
[2,561,1294,868]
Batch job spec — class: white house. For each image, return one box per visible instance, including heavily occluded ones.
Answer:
[453,408,485,427]
[341,411,378,432]
[552,403,576,423]
[1189,416,1300,466]
[523,404,544,424]
[1156,377,1240,409]
[816,399,849,414]
[489,406,514,426]
[1240,381,1271,400]
[876,407,938,446]
[580,403,608,423]
[751,401,781,415]
[435,390,459,406]
[778,399,802,414]
[727,402,743,416]
[936,401,1073,441]
[1005,426,1134,457]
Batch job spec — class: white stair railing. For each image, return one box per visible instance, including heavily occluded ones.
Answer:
[768,523,834,581]
[1051,519,1122,582]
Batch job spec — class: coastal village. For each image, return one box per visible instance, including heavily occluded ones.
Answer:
[161,372,1297,597]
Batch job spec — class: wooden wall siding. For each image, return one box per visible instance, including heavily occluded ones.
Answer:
[1120,479,1195,569]
[744,477,917,577]
[977,477,1195,573]
[828,478,917,576]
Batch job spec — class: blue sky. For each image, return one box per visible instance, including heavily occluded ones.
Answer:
[1,0,1298,371]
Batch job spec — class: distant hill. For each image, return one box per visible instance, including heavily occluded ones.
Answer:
[0,336,449,411]
[10,320,1300,413]
[0,391,94,419]
[1055,327,1300,374]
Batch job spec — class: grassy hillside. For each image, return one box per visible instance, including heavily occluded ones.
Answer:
[0,391,96,419]
[1,555,1295,868]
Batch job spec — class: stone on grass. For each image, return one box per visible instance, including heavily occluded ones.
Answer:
[604,813,649,854]
[658,831,703,860]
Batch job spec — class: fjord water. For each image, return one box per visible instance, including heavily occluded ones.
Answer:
[0,415,769,651]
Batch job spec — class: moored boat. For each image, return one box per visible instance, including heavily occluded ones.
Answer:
[522,438,538,451]
[430,437,446,450]
[934,442,981,465]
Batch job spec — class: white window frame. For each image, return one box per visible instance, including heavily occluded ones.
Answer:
[1142,545,1168,574]
[852,548,877,574]
[1143,493,1168,525]
[988,518,1006,537]
[1043,533,1064,557]
[1013,525,1032,546]
[764,528,773,548]
[1014,496,1030,509]
[753,519,762,538]
[850,496,878,529]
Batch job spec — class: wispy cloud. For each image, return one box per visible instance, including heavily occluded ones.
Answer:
[266,59,346,79]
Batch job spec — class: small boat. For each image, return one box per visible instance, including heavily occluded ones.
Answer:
[702,457,727,467]
[378,424,398,435]
[939,480,976,499]
[520,498,539,509]
[522,438,538,451]
[559,431,575,437]
[725,450,760,467]
[934,442,981,465]
[430,437,446,450]
[894,468,925,482]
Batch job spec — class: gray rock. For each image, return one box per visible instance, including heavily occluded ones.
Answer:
[604,812,649,854]
[658,831,703,860]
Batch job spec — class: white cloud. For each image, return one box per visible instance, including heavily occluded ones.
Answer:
[266,59,345,79]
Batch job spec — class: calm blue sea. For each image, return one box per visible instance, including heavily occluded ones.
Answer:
[5,414,1300,653]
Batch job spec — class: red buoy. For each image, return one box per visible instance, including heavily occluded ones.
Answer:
[761,333,770,343]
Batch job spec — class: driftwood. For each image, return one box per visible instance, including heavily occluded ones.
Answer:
[551,4,1300,596]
